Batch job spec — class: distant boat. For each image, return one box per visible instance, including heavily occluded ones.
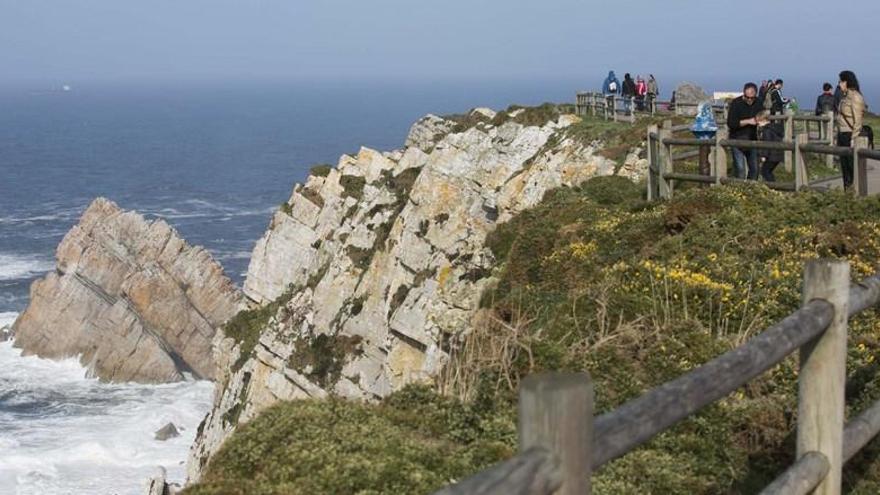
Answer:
[62,85,72,92]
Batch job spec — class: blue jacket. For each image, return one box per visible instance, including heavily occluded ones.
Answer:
[602,71,621,95]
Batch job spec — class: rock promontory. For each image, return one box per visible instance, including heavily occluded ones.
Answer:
[12,198,245,383]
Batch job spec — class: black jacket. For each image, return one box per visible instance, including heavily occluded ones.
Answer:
[727,96,762,140]
[621,78,636,97]
[815,93,835,115]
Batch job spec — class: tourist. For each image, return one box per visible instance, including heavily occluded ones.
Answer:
[635,76,647,111]
[621,73,636,112]
[815,83,835,116]
[837,70,866,191]
[726,83,763,180]
[647,75,659,112]
[602,70,621,113]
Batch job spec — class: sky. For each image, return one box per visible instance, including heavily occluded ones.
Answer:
[2,0,879,92]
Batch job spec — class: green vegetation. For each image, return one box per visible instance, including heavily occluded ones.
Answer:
[288,333,364,388]
[223,285,297,372]
[309,163,333,178]
[182,386,515,495]
[340,175,367,201]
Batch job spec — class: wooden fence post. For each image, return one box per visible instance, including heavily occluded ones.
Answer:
[630,97,636,124]
[520,373,593,495]
[657,121,673,199]
[799,259,849,495]
[783,111,794,172]
[612,97,618,122]
[794,134,808,191]
[712,127,728,185]
[824,111,835,168]
[591,93,597,117]
[647,124,659,201]
[854,136,869,196]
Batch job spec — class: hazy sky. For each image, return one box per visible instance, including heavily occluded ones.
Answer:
[2,0,879,87]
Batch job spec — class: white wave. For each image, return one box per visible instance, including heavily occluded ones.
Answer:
[0,334,213,495]
[0,253,54,281]
[215,250,252,261]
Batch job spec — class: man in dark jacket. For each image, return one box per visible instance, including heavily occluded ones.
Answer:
[621,73,636,111]
[726,82,763,179]
[815,83,835,115]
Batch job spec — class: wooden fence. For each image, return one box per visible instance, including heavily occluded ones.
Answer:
[645,116,880,201]
[575,91,726,122]
[433,258,880,494]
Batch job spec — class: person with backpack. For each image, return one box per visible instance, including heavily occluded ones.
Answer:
[647,75,659,113]
[602,70,621,114]
[758,80,786,182]
[815,83,835,116]
[635,76,648,111]
[837,70,866,191]
[726,82,764,179]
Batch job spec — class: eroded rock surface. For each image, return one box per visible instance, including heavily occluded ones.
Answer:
[188,110,647,479]
[12,198,245,383]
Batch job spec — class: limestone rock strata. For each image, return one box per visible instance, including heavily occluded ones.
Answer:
[188,111,647,479]
[12,198,246,383]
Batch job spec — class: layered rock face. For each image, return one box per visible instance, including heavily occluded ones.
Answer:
[188,109,647,478]
[12,198,245,383]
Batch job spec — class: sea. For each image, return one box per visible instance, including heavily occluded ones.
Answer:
[0,76,873,494]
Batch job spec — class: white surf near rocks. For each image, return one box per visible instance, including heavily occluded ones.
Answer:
[187,109,648,478]
[0,312,212,495]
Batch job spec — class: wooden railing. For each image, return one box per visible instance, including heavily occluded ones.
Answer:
[645,116,877,201]
[575,91,726,121]
[434,259,880,494]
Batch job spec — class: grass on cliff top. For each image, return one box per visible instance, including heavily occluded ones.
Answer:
[182,385,516,495]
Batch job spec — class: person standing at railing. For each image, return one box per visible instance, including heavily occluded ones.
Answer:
[602,70,621,114]
[759,80,786,182]
[837,70,865,191]
[647,75,659,113]
[635,76,647,112]
[622,73,636,112]
[815,83,835,116]
[726,83,762,179]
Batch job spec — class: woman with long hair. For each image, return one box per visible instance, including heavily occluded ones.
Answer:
[837,70,865,190]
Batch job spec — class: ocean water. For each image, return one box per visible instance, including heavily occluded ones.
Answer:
[0,79,583,494]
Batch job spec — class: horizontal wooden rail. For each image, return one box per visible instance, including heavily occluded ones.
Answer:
[432,447,562,495]
[671,149,700,160]
[759,452,830,495]
[843,397,880,462]
[591,299,833,468]
[720,139,796,151]
[859,148,880,161]
[800,144,853,157]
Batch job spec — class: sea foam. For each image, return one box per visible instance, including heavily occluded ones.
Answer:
[0,318,212,495]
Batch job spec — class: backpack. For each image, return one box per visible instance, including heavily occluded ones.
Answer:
[862,125,875,149]
[608,81,618,93]
[636,81,647,96]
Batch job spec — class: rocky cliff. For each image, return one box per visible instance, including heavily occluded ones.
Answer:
[12,198,246,383]
[187,107,647,478]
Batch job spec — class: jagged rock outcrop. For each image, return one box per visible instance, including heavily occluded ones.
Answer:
[12,198,246,383]
[674,81,711,114]
[187,109,647,479]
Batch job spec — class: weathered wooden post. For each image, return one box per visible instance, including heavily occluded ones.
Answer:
[794,134,808,191]
[647,124,659,201]
[798,259,849,495]
[783,111,794,172]
[603,95,609,121]
[854,136,869,196]
[590,93,597,117]
[824,111,835,168]
[712,127,728,186]
[629,97,636,124]
[612,97,618,122]
[520,373,593,495]
[657,121,673,199]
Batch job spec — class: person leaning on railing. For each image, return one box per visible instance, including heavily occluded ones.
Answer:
[726,82,762,180]
[836,70,865,191]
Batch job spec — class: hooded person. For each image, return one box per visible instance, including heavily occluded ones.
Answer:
[602,71,620,95]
